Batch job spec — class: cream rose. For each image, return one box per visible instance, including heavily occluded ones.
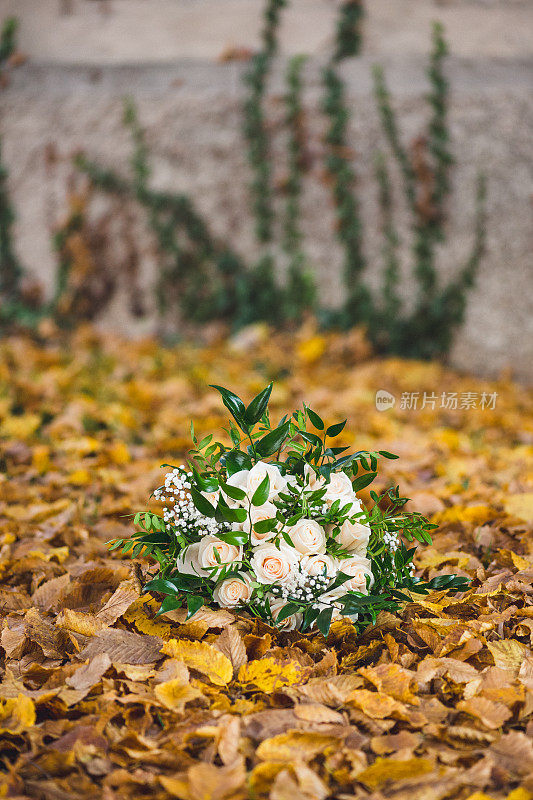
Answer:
[225,462,287,505]
[338,555,374,593]
[243,502,279,545]
[334,519,371,556]
[197,535,242,570]
[268,596,303,631]
[286,518,326,555]
[247,461,287,500]
[300,553,338,578]
[324,471,360,511]
[213,573,253,607]
[250,543,298,585]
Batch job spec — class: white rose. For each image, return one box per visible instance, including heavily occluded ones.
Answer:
[334,519,371,556]
[213,573,253,607]
[243,502,279,545]
[338,555,374,593]
[246,461,287,501]
[286,518,326,555]
[300,553,338,578]
[251,543,299,585]
[324,471,360,513]
[268,596,303,631]
[176,542,204,576]
[198,535,242,570]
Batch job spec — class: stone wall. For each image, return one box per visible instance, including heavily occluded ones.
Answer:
[1,0,532,381]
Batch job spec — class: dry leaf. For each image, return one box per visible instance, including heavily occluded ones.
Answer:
[161,639,233,686]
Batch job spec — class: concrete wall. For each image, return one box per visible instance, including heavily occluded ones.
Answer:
[1,0,532,381]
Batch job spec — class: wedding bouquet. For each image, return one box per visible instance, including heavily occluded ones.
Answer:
[109,383,468,634]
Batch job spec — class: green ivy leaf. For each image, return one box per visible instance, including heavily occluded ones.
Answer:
[190,486,216,518]
[274,602,300,624]
[352,472,377,492]
[251,474,270,506]
[256,422,290,457]
[316,606,334,637]
[186,595,205,619]
[306,406,324,430]
[209,384,247,429]
[244,382,273,426]
[326,420,346,437]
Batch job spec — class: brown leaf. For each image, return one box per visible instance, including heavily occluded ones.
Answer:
[79,629,163,665]
[214,625,247,677]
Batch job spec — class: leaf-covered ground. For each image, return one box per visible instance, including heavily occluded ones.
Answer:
[0,326,532,800]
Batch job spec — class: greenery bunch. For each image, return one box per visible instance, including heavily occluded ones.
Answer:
[109,383,469,635]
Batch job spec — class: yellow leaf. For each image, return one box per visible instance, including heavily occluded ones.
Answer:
[238,657,310,693]
[161,640,232,686]
[56,609,107,637]
[123,599,174,640]
[356,757,434,789]
[347,689,408,719]
[108,441,131,465]
[0,694,36,734]
[507,789,533,800]
[487,640,530,676]
[297,335,326,364]
[256,731,339,762]
[154,679,203,711]
[504,493,533,522]
[68,468,91,486]
[0,414,40,439]
[32,445,50,474]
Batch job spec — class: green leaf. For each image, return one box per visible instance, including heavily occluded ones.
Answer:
[217,530,248,546]
[306,407,324,430]
[253,517,278,534]
[219,478,246,501]
[352,472,377,492]
[215,498,247,524]
[301,606,320,632]
[316,606,334,637]
[186,595,205,619]
[144,578,180,595]
[251,474,270,506]
[190,486,216,518]
[209,384,247,428]
[326,420,346,437]
[223,449,253,476]
[255,422,290,457]
[155,595,183,616]
[379,450,399,459]
[274,602,300,624]
[244,383,273,426]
